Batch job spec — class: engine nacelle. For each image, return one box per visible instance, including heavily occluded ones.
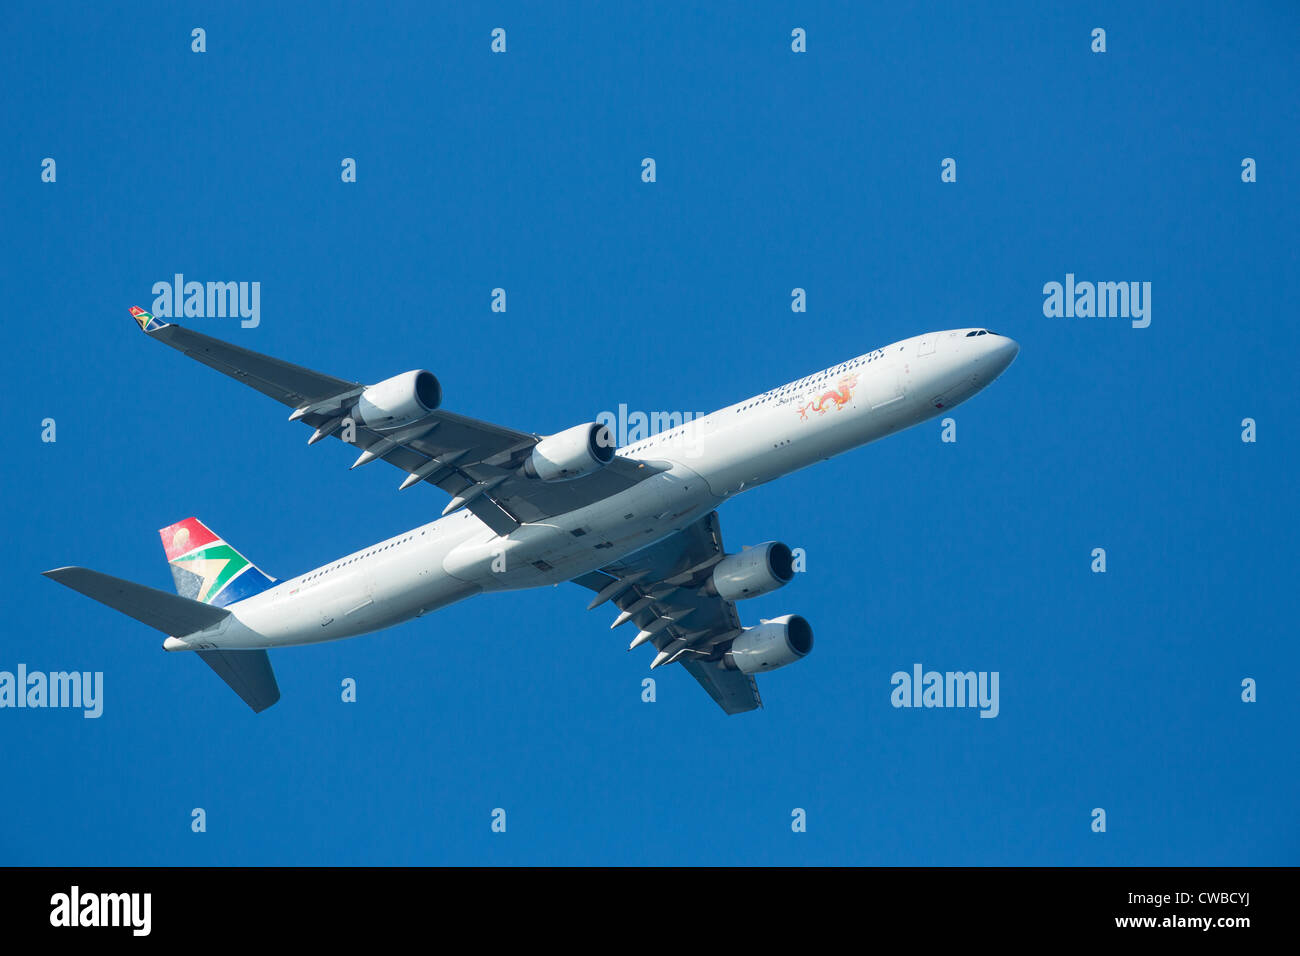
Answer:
[707,542,795,601]
[354,370,442,429]
[724,614,813,675]
[522,422,615,481]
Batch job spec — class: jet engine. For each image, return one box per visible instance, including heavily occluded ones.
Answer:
[723,614,813,674]
[522,422,615,481]
[707,542,795,601]
[354,370,442,429]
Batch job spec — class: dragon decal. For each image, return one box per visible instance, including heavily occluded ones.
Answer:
[798,372,859,420]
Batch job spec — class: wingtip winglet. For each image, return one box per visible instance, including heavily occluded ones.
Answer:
[129,305,169,333]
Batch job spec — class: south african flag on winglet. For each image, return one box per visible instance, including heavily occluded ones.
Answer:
[129,305,168,333]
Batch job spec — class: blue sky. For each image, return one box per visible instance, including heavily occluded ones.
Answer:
[2,2,1296,865]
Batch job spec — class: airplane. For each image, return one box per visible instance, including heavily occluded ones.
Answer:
[43,309,1018,714]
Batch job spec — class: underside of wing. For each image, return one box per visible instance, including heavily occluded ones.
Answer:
[682,659,763,715]
[572,512,763,715]
[130,309,661,533]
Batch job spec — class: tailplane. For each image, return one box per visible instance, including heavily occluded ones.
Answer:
[40,518,282,713]
[195,649,279,713]
[42,567,230,635]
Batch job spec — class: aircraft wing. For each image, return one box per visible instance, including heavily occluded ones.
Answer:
[572,511,763,715]
[129,307,662,534]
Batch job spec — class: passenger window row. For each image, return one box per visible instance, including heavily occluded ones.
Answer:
[301,535,416,582]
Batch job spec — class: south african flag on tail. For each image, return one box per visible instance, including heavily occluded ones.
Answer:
[159,518,277,609]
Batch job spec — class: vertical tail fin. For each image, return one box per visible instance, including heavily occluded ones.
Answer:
[159,518,276,608]
[159,518,281,712]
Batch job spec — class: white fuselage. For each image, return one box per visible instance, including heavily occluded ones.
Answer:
[166,329,1018,652]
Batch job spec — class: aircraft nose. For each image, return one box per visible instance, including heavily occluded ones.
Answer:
[987,334,1019,376]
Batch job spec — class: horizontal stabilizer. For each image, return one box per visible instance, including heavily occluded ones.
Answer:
[197,649,280,713]
[42,566,229,636]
